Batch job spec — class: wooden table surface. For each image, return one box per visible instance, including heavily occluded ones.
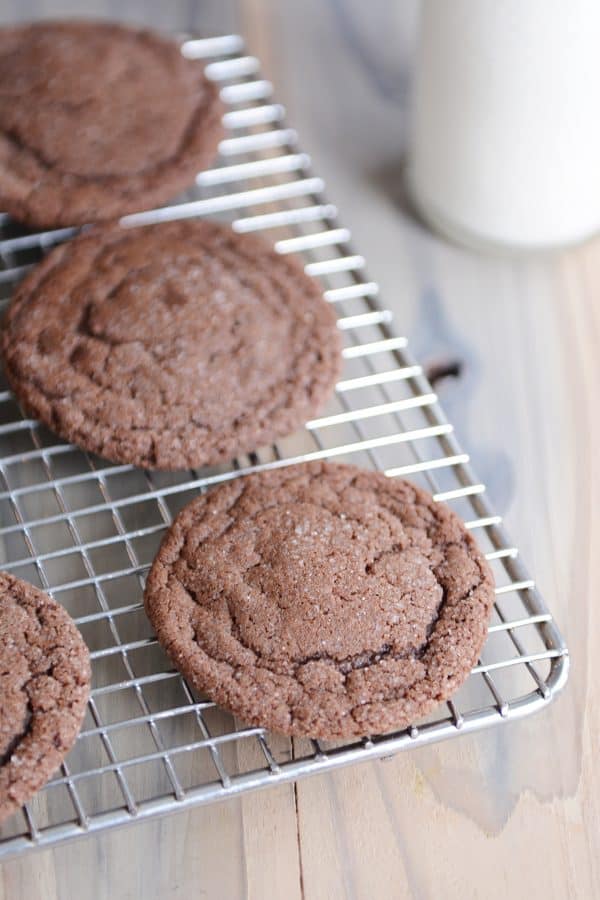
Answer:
[0,2,598,898]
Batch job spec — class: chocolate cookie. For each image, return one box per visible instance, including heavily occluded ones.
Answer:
[0,20,223,228]
[2,220,341,470]
[0,573,90,823]
[144,461,495,739]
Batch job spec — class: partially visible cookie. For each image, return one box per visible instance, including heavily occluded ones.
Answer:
[2,219,341,470]
[0,573,90,823]
[0,20,223,228]
[144,461,495,739]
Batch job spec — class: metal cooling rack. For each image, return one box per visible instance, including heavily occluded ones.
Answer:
[0,33,568,860]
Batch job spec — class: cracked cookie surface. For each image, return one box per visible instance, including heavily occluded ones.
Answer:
[0,20,223,228]
[0,573,90,823]
[2,219,341,470]
[144,461,495,738]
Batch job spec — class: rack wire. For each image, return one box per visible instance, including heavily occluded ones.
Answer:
[0,33,568,859]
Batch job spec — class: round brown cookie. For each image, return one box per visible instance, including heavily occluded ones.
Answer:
[144,461,495,739]
[0,20,223,228]
[0,573,90,823]
[2,220,341,470]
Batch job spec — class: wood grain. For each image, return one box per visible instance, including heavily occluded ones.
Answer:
[1,1,598,897]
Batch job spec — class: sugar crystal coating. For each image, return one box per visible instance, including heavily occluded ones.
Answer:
[2,220,341,470]
[145,461,495,738]
[0,573,90,823]
[0,20,223,227]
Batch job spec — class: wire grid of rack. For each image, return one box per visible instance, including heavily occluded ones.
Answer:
[0,33,568,860]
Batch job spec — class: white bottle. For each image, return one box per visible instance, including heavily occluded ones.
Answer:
[408,0,600,251]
